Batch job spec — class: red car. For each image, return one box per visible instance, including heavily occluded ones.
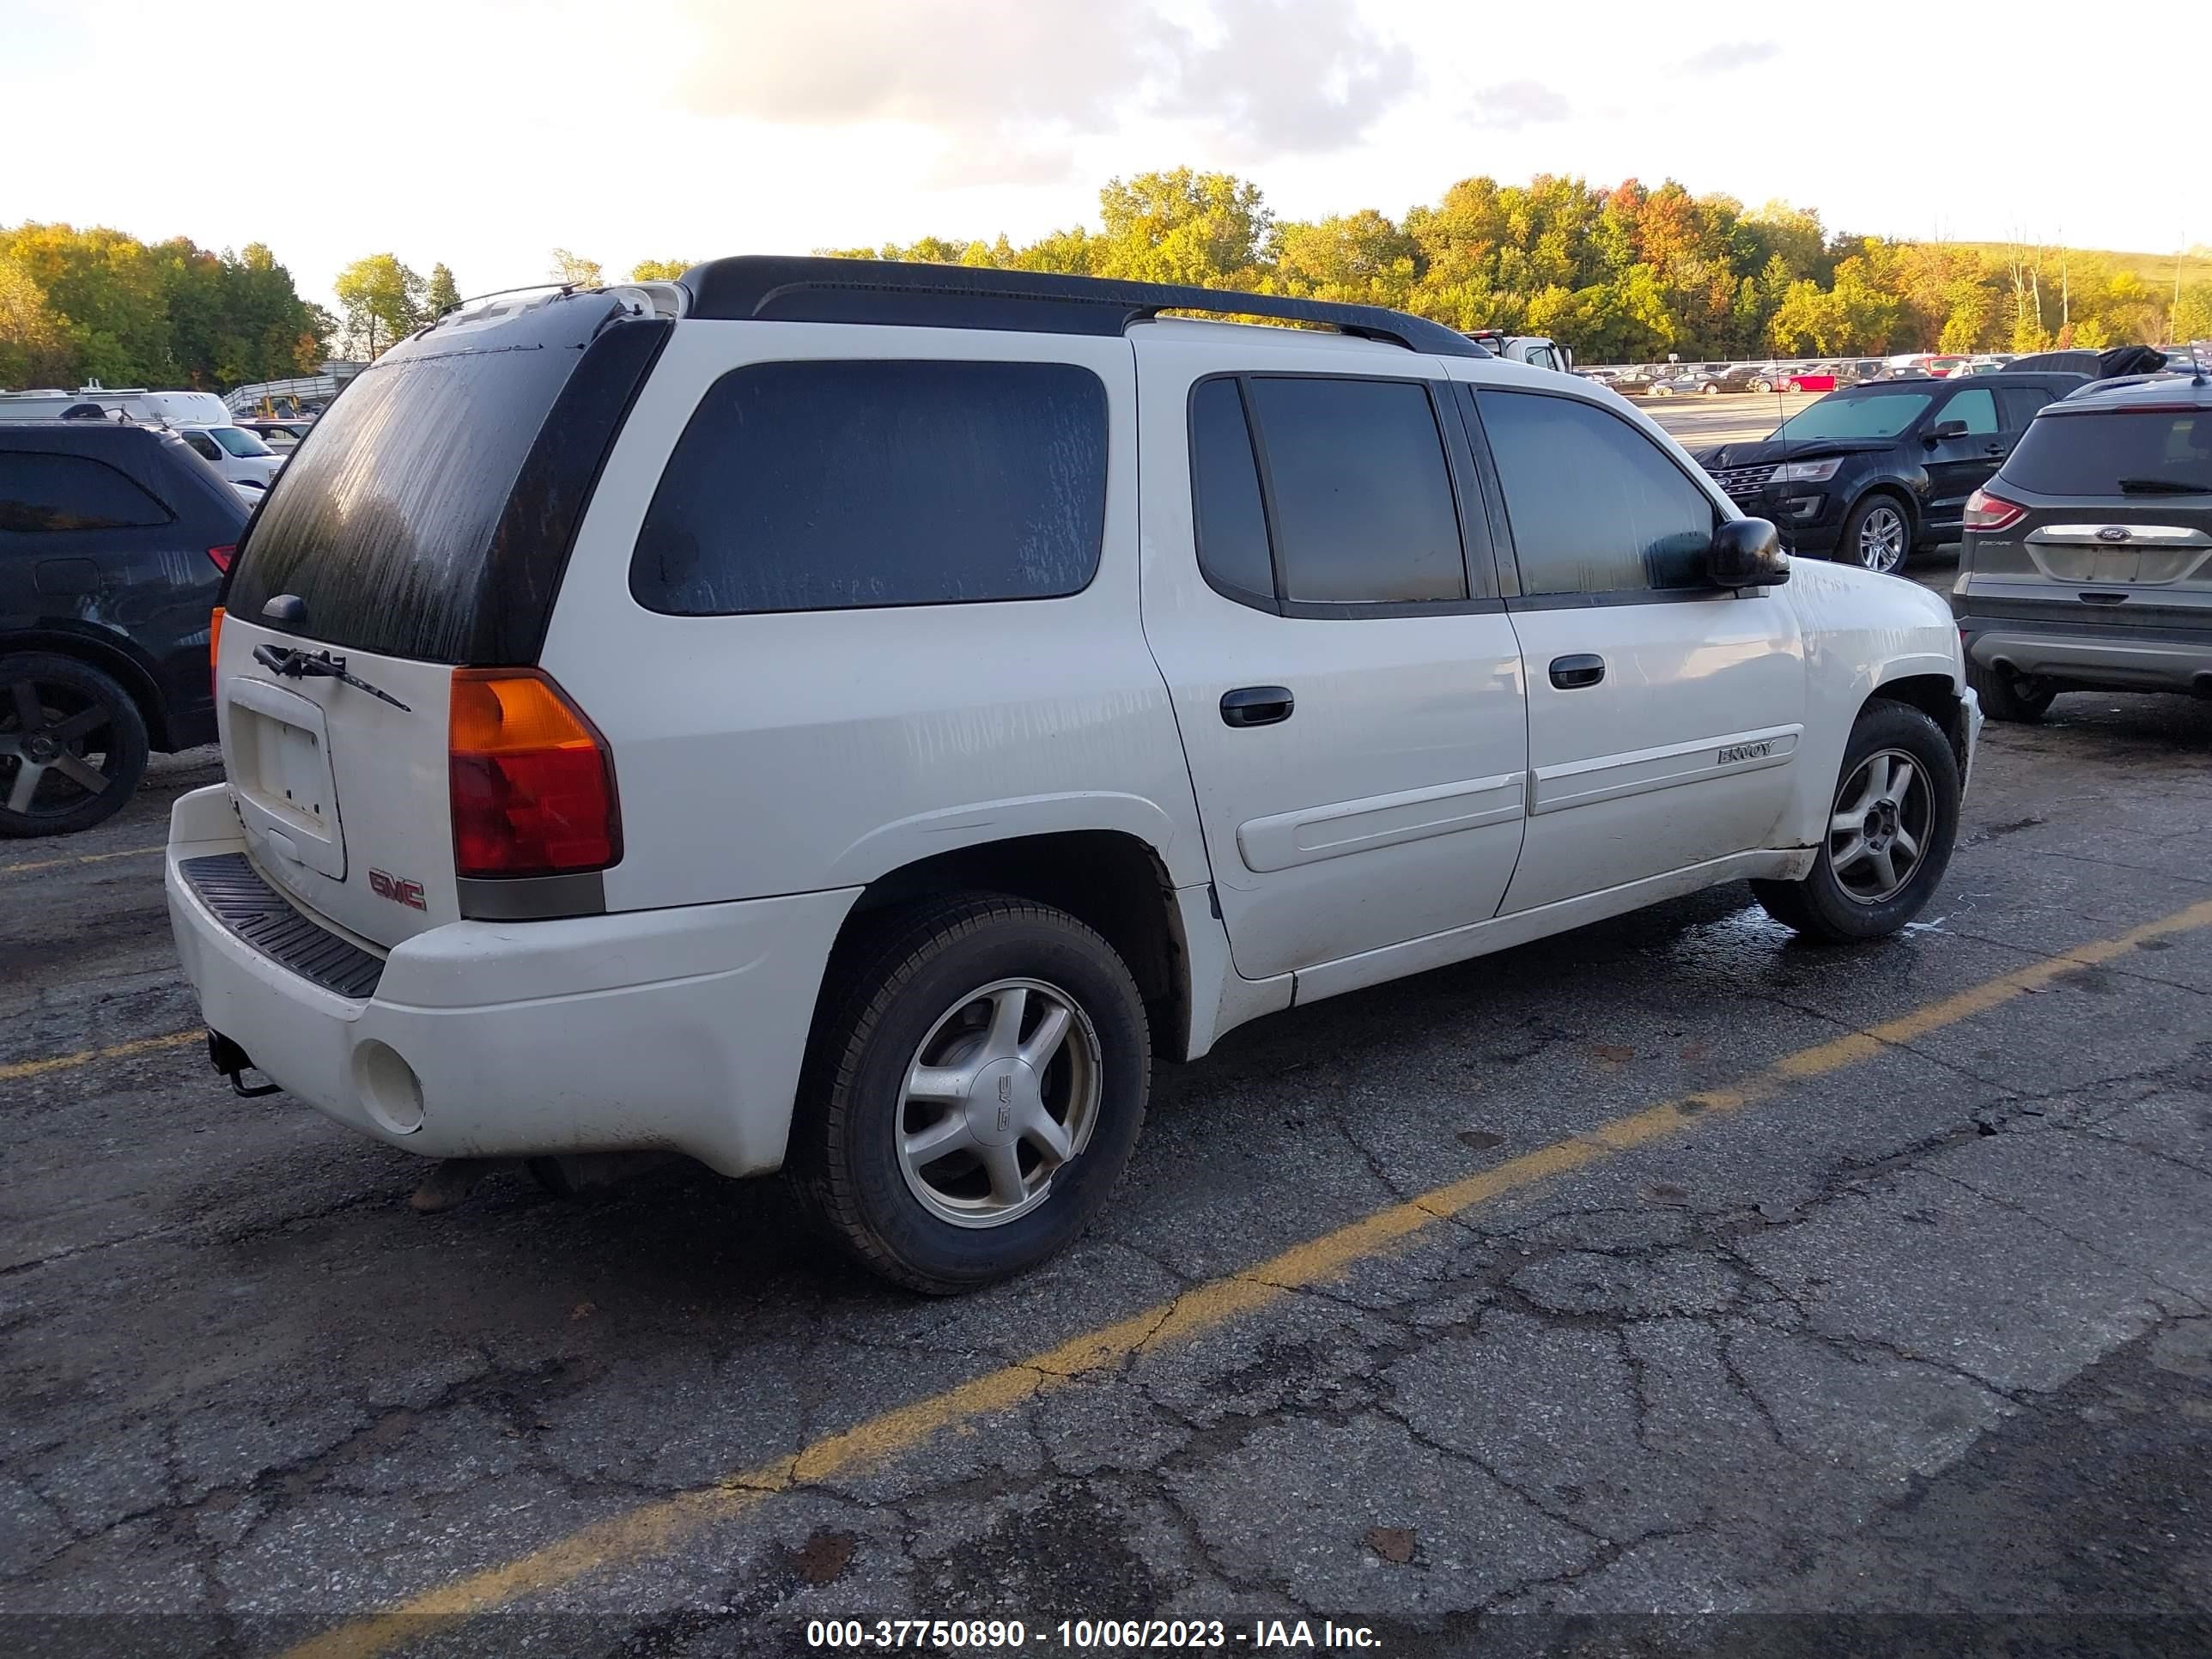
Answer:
[1784,362,1840,392]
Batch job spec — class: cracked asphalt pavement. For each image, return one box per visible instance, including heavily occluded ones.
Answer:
[5,617,2212,1657]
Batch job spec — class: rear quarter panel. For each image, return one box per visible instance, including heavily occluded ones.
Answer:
[540,319,1211,913]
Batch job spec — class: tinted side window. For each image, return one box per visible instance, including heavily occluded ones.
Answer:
[1476,391,1717,595]
[1998,386,2056,429]
[634,360,1107,615]
[1939,387,1998,434]
[1243,378,1467,604]
[0,453,171,533]
[1188,378,1275,599]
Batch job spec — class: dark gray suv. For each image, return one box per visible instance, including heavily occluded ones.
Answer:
[1953,371,2212,720]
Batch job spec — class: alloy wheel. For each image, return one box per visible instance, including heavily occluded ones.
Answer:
[0,678,122,820]
[896,976,1103,1229]
[1855,504,1907,574]
[1826,748,1932,904]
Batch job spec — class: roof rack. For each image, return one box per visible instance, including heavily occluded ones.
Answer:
[678,256,1489,358]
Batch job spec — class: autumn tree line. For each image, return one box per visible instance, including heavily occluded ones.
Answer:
[6,169,2207,391]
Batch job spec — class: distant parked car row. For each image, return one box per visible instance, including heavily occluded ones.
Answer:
[1589,349,2203,397]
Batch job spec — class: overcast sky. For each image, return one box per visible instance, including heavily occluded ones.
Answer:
[4,0,2203,307]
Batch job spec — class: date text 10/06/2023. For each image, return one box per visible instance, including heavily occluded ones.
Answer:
[805,1618,1384,1650]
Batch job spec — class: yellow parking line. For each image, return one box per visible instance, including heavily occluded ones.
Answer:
[0,1030,199,1085]
[0,843,161,878]
[286,894,2212,1659]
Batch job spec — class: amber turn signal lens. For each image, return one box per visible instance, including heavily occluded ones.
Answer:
[447,669,620,878]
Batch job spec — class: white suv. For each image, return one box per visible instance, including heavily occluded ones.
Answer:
[167,259,1979,1291]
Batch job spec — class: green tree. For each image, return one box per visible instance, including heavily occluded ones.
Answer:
[1094,169,1273,285]
[332,253,427,359]
[2172,283,2212,342]
[550,248,605,287]
[0,254,70,386]
[628,258,690,282]
[424,263,462,316]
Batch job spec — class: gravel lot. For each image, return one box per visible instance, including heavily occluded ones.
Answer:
[5,577,2212,1656]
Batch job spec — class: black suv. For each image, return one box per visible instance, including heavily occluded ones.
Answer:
[1954,370,2212,720]
[1,422,246,835]
[1691,372,2087,572]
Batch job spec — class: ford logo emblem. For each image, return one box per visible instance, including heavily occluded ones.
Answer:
[2097,526,2130,542]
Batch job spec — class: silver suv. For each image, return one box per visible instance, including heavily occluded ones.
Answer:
[1954,370,2212,720]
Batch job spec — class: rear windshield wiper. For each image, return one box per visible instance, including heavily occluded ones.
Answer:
[2117,477,2210,494]
[251,642,412,711]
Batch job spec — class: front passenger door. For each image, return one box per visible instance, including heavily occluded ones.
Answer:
[1467,387,1807,915]
[1919,385,2003,537]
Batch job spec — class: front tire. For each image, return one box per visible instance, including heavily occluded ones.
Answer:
[1839,493,1911,574]
[789,894,1151,1294]
[1967,659,2056,723]
[0,653,149,838]
[1752,701,1960,944]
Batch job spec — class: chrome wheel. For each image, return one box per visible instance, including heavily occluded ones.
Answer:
[896,976,1102,1229]
[1855,503,1907,574]
[1827,748,1931,904]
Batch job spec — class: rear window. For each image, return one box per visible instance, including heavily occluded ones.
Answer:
[2002,409,2212,495]
[228,297,665,663]
[0,452,172,532]
[630,360,1107,615]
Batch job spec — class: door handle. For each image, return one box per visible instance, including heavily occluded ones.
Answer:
[1548,653,1606,690]
[1982,443,2007,456]
[1220,685,1294,727]
[2077,591,2129,605]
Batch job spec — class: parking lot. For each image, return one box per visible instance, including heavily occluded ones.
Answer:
[7,557,2212,1656]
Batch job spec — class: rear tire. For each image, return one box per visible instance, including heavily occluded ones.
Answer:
[788,893,1151,1294]
[0,653,149,838]
[1752,701,1960,944]
[1967,659,2056,723]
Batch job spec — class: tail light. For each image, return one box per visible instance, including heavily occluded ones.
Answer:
[209,606,225,694]
[1962,488,2027,532]
[447,669,620,878]
[207,544,235,573]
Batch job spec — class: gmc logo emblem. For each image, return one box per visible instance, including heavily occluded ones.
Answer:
[368,868,426,911]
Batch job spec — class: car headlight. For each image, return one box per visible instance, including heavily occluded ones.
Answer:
[1773,458,1842,483]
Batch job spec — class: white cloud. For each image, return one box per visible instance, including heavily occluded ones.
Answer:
[1676,40,1780,73]
[1469,80,1571,132]
[673,0,1416,179]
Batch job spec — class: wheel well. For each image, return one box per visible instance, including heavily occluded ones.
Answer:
[0,629,171,749]
[835,830,1192,1060]
[1869,672,1969,774]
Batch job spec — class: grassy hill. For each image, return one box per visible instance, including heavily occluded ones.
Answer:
[1948,242,2211,292]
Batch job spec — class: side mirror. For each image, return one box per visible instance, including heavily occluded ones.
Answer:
[1708,518,1790,589]
[1925,419,1968,442]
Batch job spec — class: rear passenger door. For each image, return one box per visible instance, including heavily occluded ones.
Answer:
[1136,335,1528,981]
[1462,385,1807,914]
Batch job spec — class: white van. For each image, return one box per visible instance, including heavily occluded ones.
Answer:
[168,259,1978,1291]
[0,386,234,426]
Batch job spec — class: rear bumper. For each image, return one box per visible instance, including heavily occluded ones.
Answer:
[164,784,859,1176]
[1956,613,2212,695]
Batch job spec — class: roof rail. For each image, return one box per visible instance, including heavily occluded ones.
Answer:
[678,256,1489,358]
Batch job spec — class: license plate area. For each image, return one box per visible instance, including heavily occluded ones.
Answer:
[226,678,346,881]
